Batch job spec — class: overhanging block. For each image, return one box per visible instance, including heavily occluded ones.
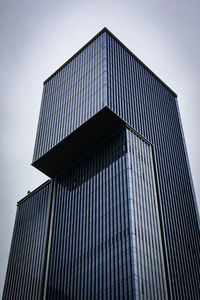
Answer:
[32,107,125,177]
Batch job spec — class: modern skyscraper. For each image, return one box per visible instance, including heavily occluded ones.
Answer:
[3,28,200,300]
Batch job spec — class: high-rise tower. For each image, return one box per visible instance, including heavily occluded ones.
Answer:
[3,28,200,300]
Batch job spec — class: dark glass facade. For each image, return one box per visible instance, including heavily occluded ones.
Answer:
[106,33,200,299]
[45,127,167,299]
[3,181,51,300]
[4,28,200,300]
[33,32,107,161]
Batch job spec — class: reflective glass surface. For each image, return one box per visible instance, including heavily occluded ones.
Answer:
[45,127,168,299]
[11,28,200,299]
[3,182,51,300]
[106,32,200,299]
[33,32,107,161]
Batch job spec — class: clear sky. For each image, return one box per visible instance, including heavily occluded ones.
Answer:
[0,0,200,297]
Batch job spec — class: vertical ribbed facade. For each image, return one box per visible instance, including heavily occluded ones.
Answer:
[106,32,200,299]
[3,182,51,300]
[33,32,107,161]
[4,28,200,300]
[126,128,167,299]
[45,127,167,299]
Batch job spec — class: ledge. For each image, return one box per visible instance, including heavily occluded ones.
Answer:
[32,107,125,178]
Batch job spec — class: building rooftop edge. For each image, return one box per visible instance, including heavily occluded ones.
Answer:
[17,180,52,206]
[43,27,177,97]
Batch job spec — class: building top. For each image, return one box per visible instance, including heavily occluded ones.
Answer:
[17,180,51,206]
[44,27,177,97]
[33,27,177,164]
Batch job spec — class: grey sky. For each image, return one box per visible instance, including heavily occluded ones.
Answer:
[0,0,200,296]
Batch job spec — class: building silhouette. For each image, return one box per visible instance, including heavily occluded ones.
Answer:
[3,28,200,300]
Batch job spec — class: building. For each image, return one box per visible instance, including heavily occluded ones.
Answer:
[3,28,200,300]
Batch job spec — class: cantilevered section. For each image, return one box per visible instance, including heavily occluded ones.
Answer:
[33,27,177,163]
[32,107,126,178]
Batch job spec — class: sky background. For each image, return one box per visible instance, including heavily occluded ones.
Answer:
[0,0,200,297]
